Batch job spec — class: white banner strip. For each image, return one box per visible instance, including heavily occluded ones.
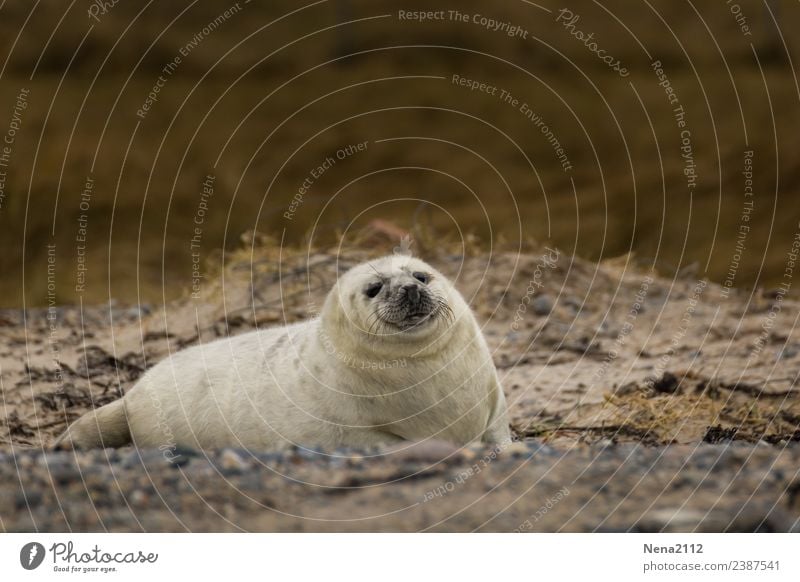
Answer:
[1,533,797,581]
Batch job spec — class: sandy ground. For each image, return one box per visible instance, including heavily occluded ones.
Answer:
[1,240,799,531]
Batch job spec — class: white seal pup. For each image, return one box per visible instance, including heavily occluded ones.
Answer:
[55,254,511,450]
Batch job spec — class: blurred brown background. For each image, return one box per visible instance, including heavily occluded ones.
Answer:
[0,0,798,307]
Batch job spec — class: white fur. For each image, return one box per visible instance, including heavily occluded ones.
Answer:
[59,255,511,450]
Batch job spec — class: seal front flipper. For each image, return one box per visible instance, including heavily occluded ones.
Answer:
[481,375,512,446]
[53,398,132,450]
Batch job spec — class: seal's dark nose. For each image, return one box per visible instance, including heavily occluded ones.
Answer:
[403,283,420,305]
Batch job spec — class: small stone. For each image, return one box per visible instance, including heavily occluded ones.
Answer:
[15,490,42,509]
[129,489,147,506]
[50,465,82,485]
[637,508,708,532]
[328,456,347,469]
[101,448,120,462]
[167,452,192,468]
[527,440,556,457]
[294,446,325,461]
[383,440,461,463]
[121,449,166,468]
[500,441,531,457]
[347,454,364,467]
[532,295,554,316]
[120,450,143,469]
[255,452,283,465]
[653,372,680,394]
[36,452,68,468]
[126,307,143,319]
[460,447,479,462]
[219,449,248,474]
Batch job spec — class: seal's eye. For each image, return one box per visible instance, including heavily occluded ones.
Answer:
[365,282,383,298]
[412,272,429,284]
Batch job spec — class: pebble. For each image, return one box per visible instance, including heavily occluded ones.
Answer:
[15,490,42,509]
[294,446,326,461]
[637,508,709,532]
[500,441,531,457]
[526,440,557,457]
[125,306,149,320]
[101,448,120,462]
[36,453,65,468]
[346,454,364,467]
[120,450,143,469]
[121,449,169,469]
[219,449,249,474]
[167,452,192,468]
[383,440,461,463]
[129,489,148,506]
[2,441,799,532]
[460,446,480,461]
[50,465,82,485]
[532,294,554,316]
[255,452,284,466]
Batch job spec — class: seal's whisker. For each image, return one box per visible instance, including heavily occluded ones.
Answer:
[436,298,455,325]
[368,306,392,338]
[364,308,382,331]
[366,311,382,338]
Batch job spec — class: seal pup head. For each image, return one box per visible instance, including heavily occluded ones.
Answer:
[323,255,468,354]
